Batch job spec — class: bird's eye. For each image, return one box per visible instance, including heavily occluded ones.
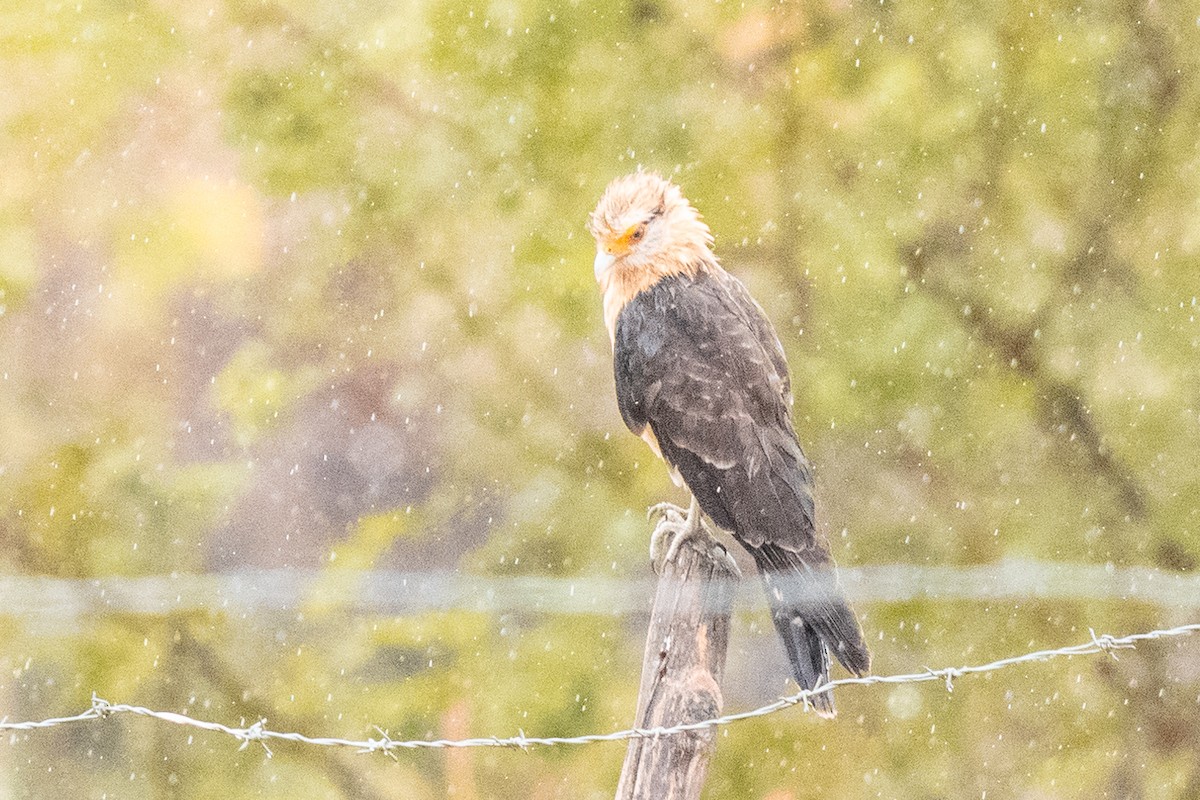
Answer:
[630,224,646,242]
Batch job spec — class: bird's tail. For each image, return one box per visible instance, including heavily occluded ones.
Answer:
[752,544,870,718]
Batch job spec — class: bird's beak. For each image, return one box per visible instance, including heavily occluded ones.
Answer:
[594,250,616,281]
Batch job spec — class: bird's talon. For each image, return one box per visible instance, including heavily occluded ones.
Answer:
[662,521,704,565]
[647,501,686,523]
[713,542,742,579]
[648,516,678,575]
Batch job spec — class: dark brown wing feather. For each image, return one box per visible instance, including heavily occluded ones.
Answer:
[613,268,870,710]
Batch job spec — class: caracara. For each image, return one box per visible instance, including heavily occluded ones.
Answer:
[588,171,870,716]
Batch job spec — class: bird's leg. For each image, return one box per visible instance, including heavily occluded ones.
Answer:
[648,495,741,577]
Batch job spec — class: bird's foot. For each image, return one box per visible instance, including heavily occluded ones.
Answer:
[647,500,740,578]
[647,501,688,571]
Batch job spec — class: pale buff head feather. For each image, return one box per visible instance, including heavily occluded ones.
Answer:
[588,172,720,343]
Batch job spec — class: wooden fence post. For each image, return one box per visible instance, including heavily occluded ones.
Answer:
[615,524,739,800]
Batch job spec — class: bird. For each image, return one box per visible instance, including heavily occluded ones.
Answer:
[587,171,870,716]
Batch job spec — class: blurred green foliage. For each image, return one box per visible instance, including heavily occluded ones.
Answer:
[2,0,1199,797]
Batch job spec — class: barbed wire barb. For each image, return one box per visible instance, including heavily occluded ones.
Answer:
[2,622,1197,754]
[1089,627,1134,660]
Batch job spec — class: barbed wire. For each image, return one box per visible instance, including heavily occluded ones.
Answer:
[3,622,1197,756]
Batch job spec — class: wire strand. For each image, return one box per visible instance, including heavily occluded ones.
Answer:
[1,561,1198,627]
[2,622,1197,755]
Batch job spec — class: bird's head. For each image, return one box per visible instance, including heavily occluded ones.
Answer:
[587,172,715,285]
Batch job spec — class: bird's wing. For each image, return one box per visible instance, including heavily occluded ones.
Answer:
[613,269,820,556]
[709,268,793,407]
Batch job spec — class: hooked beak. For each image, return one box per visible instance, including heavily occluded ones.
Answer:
[593,250,616,281]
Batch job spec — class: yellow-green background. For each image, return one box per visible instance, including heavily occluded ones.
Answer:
[2,0,1199,797]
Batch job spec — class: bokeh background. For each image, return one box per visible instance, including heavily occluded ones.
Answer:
[3,0,1200,797]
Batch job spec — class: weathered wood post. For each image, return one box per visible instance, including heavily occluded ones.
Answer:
[615,524,739,800]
